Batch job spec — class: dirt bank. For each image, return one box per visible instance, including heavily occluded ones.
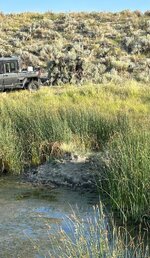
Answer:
[24,154,103,190]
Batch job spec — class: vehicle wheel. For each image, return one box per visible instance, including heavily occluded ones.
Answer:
[27,80,40,92]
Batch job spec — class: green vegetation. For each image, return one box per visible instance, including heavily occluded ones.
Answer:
[0,81,150,222]
[0,11,150,82]
[103,130,150,222]
[1,10,150,256]
[48,203,149,257]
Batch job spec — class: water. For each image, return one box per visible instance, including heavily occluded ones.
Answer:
[0,176,99,258]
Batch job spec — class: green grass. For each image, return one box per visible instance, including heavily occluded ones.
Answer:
[0,80,150,222]
[0,83,130,171]
[99,128,150,222]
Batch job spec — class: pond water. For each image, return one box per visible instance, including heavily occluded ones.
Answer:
[0,176,99,258]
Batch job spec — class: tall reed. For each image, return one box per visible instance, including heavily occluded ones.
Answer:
[100,127,150,222]
[48,203,149,258]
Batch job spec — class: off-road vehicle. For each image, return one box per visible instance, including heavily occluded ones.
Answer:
[0,56,40,91]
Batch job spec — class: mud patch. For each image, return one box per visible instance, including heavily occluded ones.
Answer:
[24,155,102,190]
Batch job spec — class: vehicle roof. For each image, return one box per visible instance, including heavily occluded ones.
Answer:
[0,56,19,62]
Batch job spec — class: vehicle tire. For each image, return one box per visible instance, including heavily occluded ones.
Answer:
[27,80,40,92]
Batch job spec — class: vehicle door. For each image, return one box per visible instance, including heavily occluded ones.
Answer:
[3,61,19,89]
[0,62,4,90]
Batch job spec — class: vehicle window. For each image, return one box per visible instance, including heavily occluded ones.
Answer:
[10,62,17,72]
[5,63,10,73]
[5,61,18,73]
[0,63,4,74]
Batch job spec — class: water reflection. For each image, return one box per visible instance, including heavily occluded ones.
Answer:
[0,176,99,257]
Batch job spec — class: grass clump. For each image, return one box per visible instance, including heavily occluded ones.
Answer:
[48,203,149,258]
[101,128,150,222]
[0,119,23,174]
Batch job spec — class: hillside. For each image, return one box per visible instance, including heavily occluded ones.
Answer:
[0,11,150,83]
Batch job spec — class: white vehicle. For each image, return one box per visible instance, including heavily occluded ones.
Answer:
[0,56,40,91]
